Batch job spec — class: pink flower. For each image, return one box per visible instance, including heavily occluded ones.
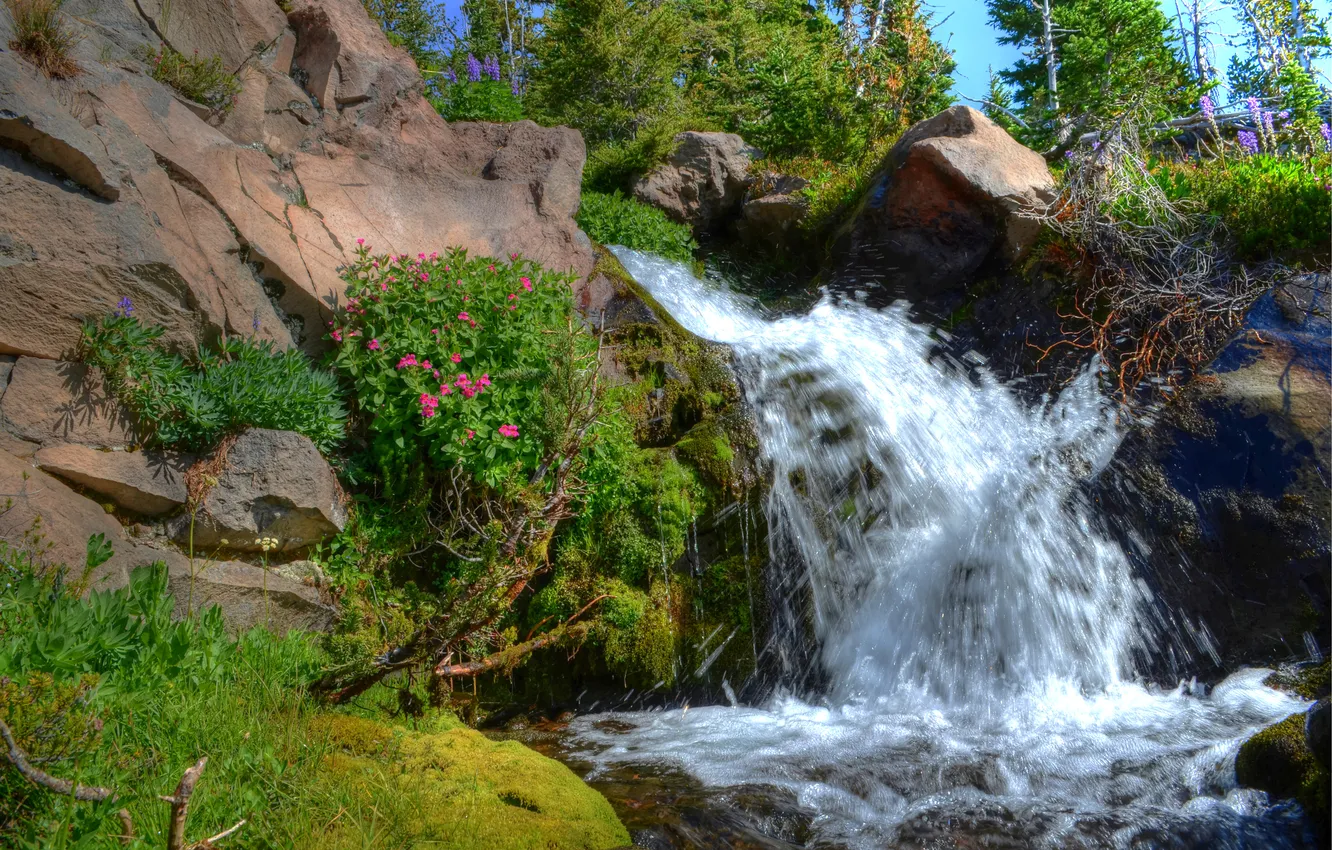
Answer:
[458,312,470,321]
[431,252,439,260]
[421,359,432,369]
[433,369,440,379]
[357,238,365,246]
[420,273,429,282]
[372,261,379,268]
[507,293,517,301]
[461,387,476,399]
[520,277,533,292]
[331,329,343,342]
[419,252,426,260]
[455,373,470,387]
[396,354,418,369]
[466,429,475,440]
[498,424,519,438]
[440,385,452,395]
[367,338,380,350]
[431,328,440,335]
[478,374,491,387]
[380,282,388,291]
[510,253,519,260]
[488,264,496,272]
[451,353,462,363]
[420,393,439,418]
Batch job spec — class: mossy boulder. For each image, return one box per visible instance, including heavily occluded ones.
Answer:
[1236,710,1329,840]
[306,714,630,849]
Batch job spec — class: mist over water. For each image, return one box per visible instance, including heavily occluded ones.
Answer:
[566,249,1312,847]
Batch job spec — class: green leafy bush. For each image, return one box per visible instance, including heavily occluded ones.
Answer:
[140,44,241,113]
[331,245,586,488]
[80,307,347,454]
[429,78,524,122]
[1142,153,1332,262]
[576,191,697,263]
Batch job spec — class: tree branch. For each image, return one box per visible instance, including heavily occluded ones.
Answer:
[0,717,115,802]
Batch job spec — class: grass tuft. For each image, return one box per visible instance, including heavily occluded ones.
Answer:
[3,0,80,79]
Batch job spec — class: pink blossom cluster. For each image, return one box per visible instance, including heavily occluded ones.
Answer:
[420,393,440,418]
[498,424,519,438]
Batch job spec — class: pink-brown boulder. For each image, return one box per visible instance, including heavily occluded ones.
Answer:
[633,132,761,232]
[834,106,1055,298]
[35,444,192,515]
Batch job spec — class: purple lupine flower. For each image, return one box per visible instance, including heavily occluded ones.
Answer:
[1245,96,1261,121]
[1199,94,1214,119]
[1277,110,1290,121]
[114,296,134,318]
[1063,150,1075,161]
[252,312,261,332]
[1263,111,1275,135]
[511,75,521,97]
[465,53,482,83]
[1237,130,1260,155]
[1322,123,1332,150]
[443,67,457,84]
[482,55,501,81]
[1092,140,1101,151]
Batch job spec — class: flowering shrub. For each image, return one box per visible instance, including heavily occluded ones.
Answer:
[331,245,586,487]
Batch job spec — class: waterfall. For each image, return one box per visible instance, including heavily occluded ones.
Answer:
[567,249,1310,849]
[613,248,1147,703]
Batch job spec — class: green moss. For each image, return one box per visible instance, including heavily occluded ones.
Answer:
[677,420,736,487]
[307,715,630,850]
[1237,712,1329,831]
[1265,660,1331,701]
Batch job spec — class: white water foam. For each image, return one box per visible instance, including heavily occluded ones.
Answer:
[567,249,1311,847]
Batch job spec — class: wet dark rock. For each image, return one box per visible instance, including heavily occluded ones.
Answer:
[1308,699,1330,773]
[1095,274,1330,674]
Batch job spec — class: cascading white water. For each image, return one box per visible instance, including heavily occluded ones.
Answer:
[567,249,1312,848]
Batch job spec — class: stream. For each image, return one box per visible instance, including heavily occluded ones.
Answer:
[545,249,1315,849]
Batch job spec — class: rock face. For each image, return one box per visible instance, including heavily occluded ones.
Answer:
[0,0,593,359]
[633,132,761,232]
[35,443,191,515]
[1097,275,1331,672]
[739,172,811,246]
[0,358,142,449]
[178,428,346,553]
[832,105,1055,298]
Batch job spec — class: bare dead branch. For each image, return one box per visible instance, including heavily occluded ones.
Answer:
[161,757,207,850]
[0,716,115,802]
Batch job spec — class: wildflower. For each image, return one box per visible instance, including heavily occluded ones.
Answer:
[488,264,496,272]
[420,393,440,417]
[113,296,134,318]
[419,253,426,260]
[443,67,457,84]
[357,237,365,246]
[432,328,440,335]
[332,329,343,342]
[421,359,432,370]
[1063,150,1075,161]
[508,293,517,301]
[381,282,389,291]
[420,273,429,282]
[1277,110,1290,121]
[483,55,501,82]
[478,374,491,387]
[397,354,419,369]
[458,311,470,321]
[498,424,519,438]
[451,353,462,363]
[440,385,452,395]
[368,338,380,350]
[455,373,470,387]
[1237,130,1260,155]
[465,53,482,83]
[1245,96,1261,121]
[431,251,439,260]
[462,387,476,399]
[520,277,533,292]
[1199,94,1213,119]
[511,76,521,98]
[433,369,440,379]
[1321,123,1331,149]
[510,253,519,260]
[466,429,475,440]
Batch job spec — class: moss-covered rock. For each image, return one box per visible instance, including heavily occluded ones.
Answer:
[1236,709,1329,842]
[306,714,631,849]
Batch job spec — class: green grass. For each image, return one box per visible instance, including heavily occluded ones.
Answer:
[0,543,628,849]
[3,0,80,78]
[139,44,241,113]
[576,191,697,264]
